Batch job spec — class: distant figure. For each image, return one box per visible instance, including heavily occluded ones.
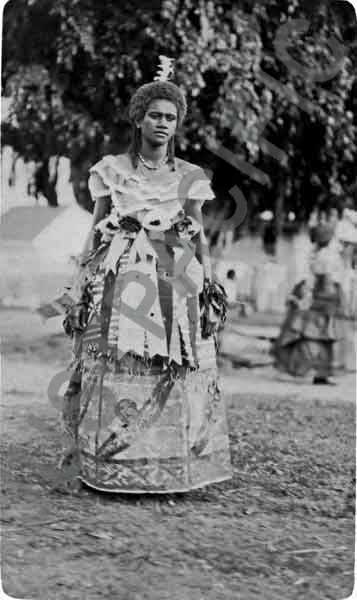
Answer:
[341,202,357,269]
[262,221,277,257]
[332,218,357,371]
[272,223,343,385]
[224,269,238,307]
[308,208,319,243]
[309,208,330,243]
[328,207,339,230]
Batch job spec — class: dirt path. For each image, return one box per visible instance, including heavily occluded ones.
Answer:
[0,310,355,599]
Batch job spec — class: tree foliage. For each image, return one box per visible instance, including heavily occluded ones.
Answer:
[2,0,356,229]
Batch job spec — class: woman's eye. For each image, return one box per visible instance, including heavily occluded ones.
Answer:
[149,113,176,121]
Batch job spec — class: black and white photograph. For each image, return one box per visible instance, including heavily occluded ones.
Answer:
[0,0,356,598]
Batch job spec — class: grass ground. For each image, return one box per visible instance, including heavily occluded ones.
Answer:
[0,311,355,600]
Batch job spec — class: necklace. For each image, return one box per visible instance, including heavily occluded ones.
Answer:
[138,153,168,170]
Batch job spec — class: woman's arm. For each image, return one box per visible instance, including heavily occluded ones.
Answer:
[184,199,212,281]
[68,194,111,305]
[79,195,111,261]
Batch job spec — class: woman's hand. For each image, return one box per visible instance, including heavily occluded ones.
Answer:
[63,302,89,337]
[199,279,228,338]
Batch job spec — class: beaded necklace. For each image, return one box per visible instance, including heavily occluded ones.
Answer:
[138,153,168,170]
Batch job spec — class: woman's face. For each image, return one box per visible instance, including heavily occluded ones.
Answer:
[138,99,178,147]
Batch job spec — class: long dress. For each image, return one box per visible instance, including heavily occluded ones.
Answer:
[63,153,232,493]
[272,244,344,378]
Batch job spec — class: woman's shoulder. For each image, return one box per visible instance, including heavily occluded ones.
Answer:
[90,153,134,178]
[88,154,139,197]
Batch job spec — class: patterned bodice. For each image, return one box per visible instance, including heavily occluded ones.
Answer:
[88,153,214,232]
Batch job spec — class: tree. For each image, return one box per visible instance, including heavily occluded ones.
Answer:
[2,0,356,236]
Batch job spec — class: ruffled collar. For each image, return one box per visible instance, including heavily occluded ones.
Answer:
[89,154,215,204]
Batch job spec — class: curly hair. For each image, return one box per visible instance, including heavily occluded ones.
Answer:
[129,81,187,125]
[128,81,187,170]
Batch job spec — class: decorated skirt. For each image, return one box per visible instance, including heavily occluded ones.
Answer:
[62,154,232,492]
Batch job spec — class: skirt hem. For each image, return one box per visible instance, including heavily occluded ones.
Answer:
[79,473,232,494]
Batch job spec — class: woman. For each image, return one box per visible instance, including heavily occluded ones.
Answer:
[272,223,344,385]
[332,218,357,371]
[62,59,232,493]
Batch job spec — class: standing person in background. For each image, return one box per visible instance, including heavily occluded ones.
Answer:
[273,223,343,385]
[262,217,277,258]
[309,208,329,244]
[332,218,357,371]
[308,208,319,244]
[341,199,357,268]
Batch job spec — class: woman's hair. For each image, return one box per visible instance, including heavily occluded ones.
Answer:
[128,81,187,170]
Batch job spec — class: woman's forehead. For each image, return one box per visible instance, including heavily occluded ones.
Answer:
[146,99,178,114]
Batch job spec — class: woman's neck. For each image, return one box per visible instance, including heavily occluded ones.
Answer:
[139,140,168,166]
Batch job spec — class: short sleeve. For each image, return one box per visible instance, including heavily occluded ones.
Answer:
[88,170,111,200]
[88,155,125,201]
[88,154,135,206]
[186,168,215,208]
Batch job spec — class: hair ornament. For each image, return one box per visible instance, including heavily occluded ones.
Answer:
[154,56,175,82]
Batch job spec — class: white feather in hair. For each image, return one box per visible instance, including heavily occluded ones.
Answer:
[153,55,175,82]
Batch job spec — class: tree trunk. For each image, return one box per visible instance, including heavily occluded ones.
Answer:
[275,188,284,238]
[8,149,19,187]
